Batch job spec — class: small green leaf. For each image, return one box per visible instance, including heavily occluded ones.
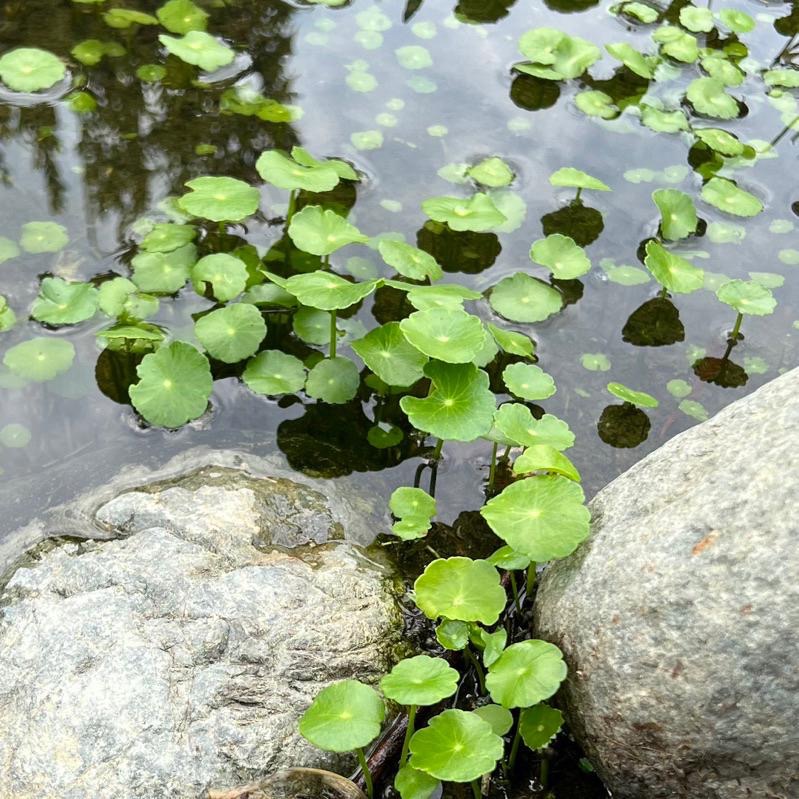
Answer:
[764,68,799,89]
[129,341,212,427]
[31,277,98,325]
[490,273,562,323]
[679,6,714,33]
[473,705,514,737]
[395,766,440,799]
[516,29,600,80]
[718,8,755,33]
[530,234,591,279]
[468,157,514,188]
[405,283,482,311]
[644,241,704,294]
[502,363,556,401]
[396,45,433,70]
[652,189,698,241]
[605,43,653,78]
[549,167,610,192]
[299,680,385,753]
[414,557,506,624]
[0,296,16,333]
[488,324,535,358]
[493,404,575,450]
[581,352,611,371]
[694,128,744,156]
[381,655,458,706]
[715,279,776,316]
[519,704,564,749]
[104,8,158,27]
[352,322,428,386]
[140,223,196,253]
[243,350,306,395]
[478,629,507,668]
[409,710,504,783]
[158,31,234,71]
[194,303,266,363]
[422,193,506,232]
[653,25,698,62]
[617,2,659,23]
[0,48,66,92]
[436,620,469,651]
[288,206,369,255]
[513,445,581,481]
[481,476,589,561]
[305,356,360,404]
[686,77,739,119]
[607,382,659,408]
[283,272,378,311]
[191,253,248,301]
[667,378,692,398]
[0,237,20,264]
[255,149,339,193]
[389,486,436,540]
[132,244,196,294]
[486,640,567,708]
[20,221,68,254]
[0,423,31,448]
[156,0,208,34]
[574,90,619,119]
[179,176,259,222]
[3,337,75,382]
[378,240,443,281]
[487,546,531,571]
[701,177,763,217]
[640,103,690,133]
[400,308,486,364]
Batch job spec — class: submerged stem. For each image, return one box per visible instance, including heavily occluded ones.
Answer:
[329,310,337,358]
[356,748,373,799]
[400,705,417,765]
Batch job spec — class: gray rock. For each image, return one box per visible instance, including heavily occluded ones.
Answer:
[0,457,405,799]
[534,368,799,799]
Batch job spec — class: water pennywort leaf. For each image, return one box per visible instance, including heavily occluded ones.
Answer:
[194,303,266,363]
[399,308,486,364]
[282,272,379,311]
[288,206,369,255]
[512,445,581,481]
[394,766,440,799]
[0,48,66,92]
[191,253,249,302]
[644,241,704,293]
[3,337,75,382]
[256,149,340,193]
[493,404,575,450]
[243,350,306,395]
[20,221,69,254]
[179,176,259,222]
[549,167,610,192]
[380,655,458,706]
[468,157,515,188]
[715,279,776,316]
[652,189,698,241]
[607,381,659,408]
[158,31,235,71]
[700,177,763,217]
[352,322,428,386]
[31,278,99,325]
[389,486,436,540]
[519,704,564,749]
[502,363,556,401]
[489,273,562,323]
[305,356,360,404]
[156,0,209,34]
[421,193,506,232]
[378,240,443,282]
[485,640,567,708]
[530,234,591,279]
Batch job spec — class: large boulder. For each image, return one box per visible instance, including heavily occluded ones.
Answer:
[534,368,799,799]
[0,451,405,799]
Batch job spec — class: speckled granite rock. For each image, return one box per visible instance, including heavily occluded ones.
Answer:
[0,457,404,799]
[534,368,799,799]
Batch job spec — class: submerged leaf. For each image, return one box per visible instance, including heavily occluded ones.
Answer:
[20,221,69,254]
[3,337,75,382]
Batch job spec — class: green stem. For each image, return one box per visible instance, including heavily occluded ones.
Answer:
[400,705,417,765]
[286,189,297,223]
[471,779,482,799]
[659,286,668,299]
[432,438,444,461]
[464,646,486,694]
[730,312,743,341]
[217,220,226,237]
[575,187,582,202]
[322,253,330,271]
[509,571,522,615]
[508,722,522,771]
[526,563,537,598]
[501,445,512,462]
[488,441,498,492]
[539,755,550,790]
[356,748,373,799]
[329,310,337,358]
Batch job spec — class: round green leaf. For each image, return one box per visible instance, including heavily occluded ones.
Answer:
[519,704,564,749]
[0,236,20,264]
[502,363,556,401]
[517,29,600,80]
[488,324,535,358]
[378,240,443,282]
[20,221,68,254]
[380,655,458,706]
[701,54,744,87]
[3,337,75,382]
[132,244,196,294]
[129,341,212,427]
[549,167,610,192]
[422,193,506,233]
[0,296,16,333]
[718,8,755,33]
[701,177,763,217]
[652,189,698,241]
[493,404,575,450]
[618,2,658,23]
[156,0,209,34]
[640,103,690,133]
[299,679,385,753]
[667,378,692,398]
[409,710,504,783]
[605,43,653,79]
[436,620,469,651]
[255,149,339,193]
[140,223,196,253]
[305,356,360,404]
[581,352,611,371]
[283,272,378,311]
[179,176,259,222]
[288,206,369,255]
[694,128,744,157]
[292,147,357,181]
[31,277,98,325]
[104,8,158,28]
[486,640,567,708]
[490,273,562,323]
[473,705,514,737]
[399,308,486,364]
[715,279,776,316]
[190,253,247,301]
[352,322,428,387]
[644,241,704,294]
[513,445,581,482]
[764,68,799,89]
[390,486,436,540]
[468,157,514,188]
[194,303,266,363]
[414,557,505,624]
[394,766,440,799]
[481,475,589,561]
[404,283,482,311]
[399,362,496,442]
[158,31,234,71]
[574,90,618,119]
[487,545,531,571]
[607,382,659,408]
[653,25,698,62]
[530,234,591,279]
[0,48,66,92]
[679,6,714,33]
[243,350,306,395]
[686,77,739,119]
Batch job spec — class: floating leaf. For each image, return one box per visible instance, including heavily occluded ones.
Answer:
[422,194,506,233]
[519,704,564,749]
[243,350,306,395]
[255,149,340,193]
[283,272,378,311]
[0,296,16,333]
[395,766,440,799]
[389,486,436,540]
[513,445,581,481]
[764,68,799,89]
[20,221,68,254]
[640,103,690,133]
[104,8,158,28]
[481,475,589,561]
[404,283,482,311]
[700,178,763,217]
[718,8,755,33]
[140,223,196,253]
[468,157,514,188]
[488,324,535,358]
[644,241,704,293]
[549,167,609,192]
[305,356,360,404]
[156,0,208,34]
[400,308,486,364]
[502,363,556,401]
[400,362,495,441]
[607,381,659,408]
[489,273,562,323]
[300,680,385,753]
[194,303,266,363]
[701,54,744,87]
[409,710,504,783]
[694,128,744,156]
[530,234,591,279]
[605,43,653,79]
[3,337,75,382]
[191,253,248,301]
[158,31,234,71]
[179,176,260,222]
[517,28,600,80]
[381,655,458,706]
[0,237,20,264]
[71,39,125,66]
[686,77,739,119]
[288,206,369,255]
[653,25,698,62]
[486,640,567,708]
[352,322,428,386]
[680,399,709,421]
[652,189,698,241]
[31,277,98,325]
[129,341,212,427]
[616,1,659,23]
[715,279,776,316]
[132,244,196,294]
[679,6,714,33]
[575,89,619,119]
[378,240,443,282]
[493,404,575,450]
[0,48,66,92]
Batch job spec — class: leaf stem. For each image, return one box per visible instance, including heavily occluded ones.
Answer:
[356,748,374,799]
[488,441,498,492]
[509,571,522,615]
[432,437,444,461]
[526,563,537,598]
[471,779,482,799]
[508,722,523,770]
[400,705,417,764]
[575,187,582,202]
[286,189,297,224]
[463,646,486,694]
[539,754,550,790]
[730,312,743,341]
[330,310,337,358]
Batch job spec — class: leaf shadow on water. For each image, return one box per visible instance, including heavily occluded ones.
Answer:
[416,222,501,275]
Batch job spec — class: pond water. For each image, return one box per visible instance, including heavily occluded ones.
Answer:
[0,0,797,795]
